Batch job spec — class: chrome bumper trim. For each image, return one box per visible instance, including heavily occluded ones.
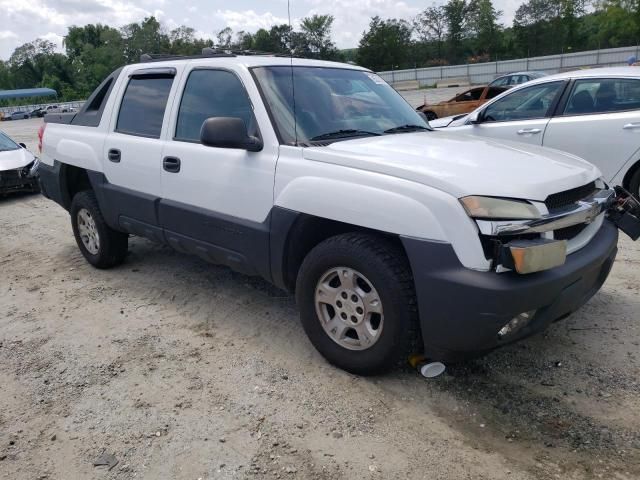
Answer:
[476,189,615,236]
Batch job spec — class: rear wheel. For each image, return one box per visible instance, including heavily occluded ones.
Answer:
[296,233,419,375]
[70,191,128,269]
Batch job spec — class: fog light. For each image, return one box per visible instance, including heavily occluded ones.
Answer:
[498,310,536,338]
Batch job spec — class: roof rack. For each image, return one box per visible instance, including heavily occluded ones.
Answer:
[139,49,236,63]
[139,48,283,63]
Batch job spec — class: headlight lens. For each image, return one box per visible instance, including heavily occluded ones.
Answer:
[460,196,541,220]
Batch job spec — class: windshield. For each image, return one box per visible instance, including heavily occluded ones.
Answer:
[0,131,20,151]
[253,66,429,145]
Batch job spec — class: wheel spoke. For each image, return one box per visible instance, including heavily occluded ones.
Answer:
[325,317,348,340]
[355,324,373,346]
[339,268,357,290]
[316,281,337,299]
[362,291,382,314]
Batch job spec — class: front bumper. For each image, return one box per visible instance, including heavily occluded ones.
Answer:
[401,220,619,362]
[0,165,40,194]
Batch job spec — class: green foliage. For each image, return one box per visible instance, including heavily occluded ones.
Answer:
[356,16,413,71]
[4,2,640,102]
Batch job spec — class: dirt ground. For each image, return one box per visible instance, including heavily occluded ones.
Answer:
[1,118,639,480]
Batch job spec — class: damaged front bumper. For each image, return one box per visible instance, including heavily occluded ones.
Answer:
[401,186,640,362]
[0,159,40,195]
[476,187,640,274]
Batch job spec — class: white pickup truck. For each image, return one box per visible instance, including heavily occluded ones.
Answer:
[37,52,640,375]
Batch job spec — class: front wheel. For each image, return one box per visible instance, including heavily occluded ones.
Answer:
[296,233,419,375]
[70,191,128,269]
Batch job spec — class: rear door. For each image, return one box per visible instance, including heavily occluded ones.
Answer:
[544,77,640,182]
[102,66,182,234]
[446,80,567,146]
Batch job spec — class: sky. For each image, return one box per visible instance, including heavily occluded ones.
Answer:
[0,0,523,60]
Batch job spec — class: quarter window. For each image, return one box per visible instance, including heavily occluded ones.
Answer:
[481,81,564,123]
[116,76,173,138]
[563,78,640,116]
[175,69,255,142]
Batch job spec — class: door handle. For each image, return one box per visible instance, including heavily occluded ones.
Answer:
[163,156,181,173]
[107,148,121,162]
[623,123,640,130]
[516,128,542,135]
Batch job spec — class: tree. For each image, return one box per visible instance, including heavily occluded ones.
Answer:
[216,27,233,49]
[443,0,471,62]
[414,5,448,59]
[299,14,340,59]
[467,0,503,58]
[356,16,413,71]
[121,17,170,62]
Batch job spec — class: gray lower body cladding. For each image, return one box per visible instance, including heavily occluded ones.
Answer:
[401,220,619,362]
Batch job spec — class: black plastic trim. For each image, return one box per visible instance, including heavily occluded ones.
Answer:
[36,161,66,207]
[130,67,177,78]
[401,220,618,361]
[70,67,123,127]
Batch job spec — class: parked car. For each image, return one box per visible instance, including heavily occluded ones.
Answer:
[5,110,30,121]
[37,54,639,375]
[0,130,39,195]
[417,85,507,120]
[30,108,45,118]
[488,71,549,88]
[429,67,640,198]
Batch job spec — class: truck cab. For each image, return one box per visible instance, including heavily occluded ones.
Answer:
[37,52,640,375]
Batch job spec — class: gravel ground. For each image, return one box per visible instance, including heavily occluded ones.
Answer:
[1,116,639,480]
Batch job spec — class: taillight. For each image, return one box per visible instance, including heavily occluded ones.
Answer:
[37,123,46,153]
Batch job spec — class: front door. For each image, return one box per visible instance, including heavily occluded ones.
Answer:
[449,81,567,146]
[159,67,279,277]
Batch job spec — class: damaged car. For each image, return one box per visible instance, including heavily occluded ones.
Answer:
[0,130,39,196]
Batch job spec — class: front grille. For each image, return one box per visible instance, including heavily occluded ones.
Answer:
[545,182,597,212]
[554,223,588,240]
[0,168,33,189]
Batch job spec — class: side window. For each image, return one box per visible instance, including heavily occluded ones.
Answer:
[175,69,255,142]
[486,87,506,99]
[116,76,173,138]
[482,81,564,123]
[564,78,640,116]
[491,77,509,87]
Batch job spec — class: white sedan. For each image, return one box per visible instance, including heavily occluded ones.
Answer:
[0,130,39,195]
[430,67,640,197]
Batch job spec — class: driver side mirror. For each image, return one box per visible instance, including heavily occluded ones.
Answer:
[19,142,27,149]
[468,110,482,124]
[200,117,263,152]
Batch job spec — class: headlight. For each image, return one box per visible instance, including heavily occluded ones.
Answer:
[460,196,541,220]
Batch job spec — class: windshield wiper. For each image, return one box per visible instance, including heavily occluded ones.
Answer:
[310,129,381,141]
[383,124,431,134]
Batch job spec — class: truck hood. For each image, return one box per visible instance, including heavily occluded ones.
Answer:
[302,132,600,201]
[0,148,35,171]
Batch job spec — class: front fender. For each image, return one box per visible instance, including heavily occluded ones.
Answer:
[275,176,447,241]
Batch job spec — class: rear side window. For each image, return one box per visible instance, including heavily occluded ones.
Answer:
[563,78,640,116]
[116,76,173,138]
[175,69,254,142]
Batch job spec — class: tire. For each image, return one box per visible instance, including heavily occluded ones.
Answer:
[629,167,640,200]
[296,233,419,375]
[70,190,128,269]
